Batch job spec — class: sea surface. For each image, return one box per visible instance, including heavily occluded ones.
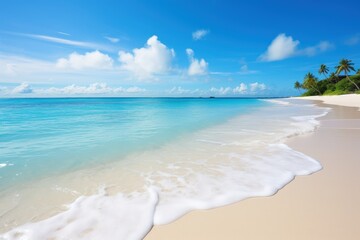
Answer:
[0,97,328,239]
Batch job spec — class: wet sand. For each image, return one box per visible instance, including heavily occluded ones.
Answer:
[145,98,360,240]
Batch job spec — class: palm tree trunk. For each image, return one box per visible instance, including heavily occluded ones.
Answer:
[346,74,360,90]
[311,85,321,95]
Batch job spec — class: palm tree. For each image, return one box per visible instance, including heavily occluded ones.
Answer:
[318,64,329,80]
[357,69,360,75]
[294,81,302,95]
[335,59,360,90]
[303,72,321,95]
[329,72,339,83]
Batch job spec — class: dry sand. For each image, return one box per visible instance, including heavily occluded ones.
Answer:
[296,94,360,109]
[145,95,360,240]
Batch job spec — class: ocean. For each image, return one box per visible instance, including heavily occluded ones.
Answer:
[0,97,328,239]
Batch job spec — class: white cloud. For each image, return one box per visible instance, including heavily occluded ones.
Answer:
[186,48,208,76]
[58,32,70,36]
[23,34,111,51]
[56,51,114,70]
[301,41,333,56]
[233,83,247,93]
[260,33,333,62]
[239,64,258,75]
[105,36,119,43]
[169,86,190,94]
[192,29,209,40]
[211,82,266,96]
[35,83,146,95]
[250,82,266,92]
[0,54,55,78]
[210,87,232,95]
[2,63,17,75]
[12,83,33,94]
[125,86,146,93]
[168,86,201,95]
[259,33,299,61]
[240,64,249,72]
[2,83,145,96]
[0,54,127,84]
[118,35,175,79]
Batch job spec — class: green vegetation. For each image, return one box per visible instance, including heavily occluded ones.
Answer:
[295,59,360,96]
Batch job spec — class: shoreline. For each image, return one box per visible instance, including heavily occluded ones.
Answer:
[145,96,360,239]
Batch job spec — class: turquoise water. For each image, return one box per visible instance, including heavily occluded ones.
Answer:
[0,97,267,191]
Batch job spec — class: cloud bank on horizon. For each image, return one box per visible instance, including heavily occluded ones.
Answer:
[0,81,267,97]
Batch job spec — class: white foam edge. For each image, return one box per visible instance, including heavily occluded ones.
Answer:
[261,98,291,105]
[0,163,13,169]
[152,143,322,225]
[1,187,159,240]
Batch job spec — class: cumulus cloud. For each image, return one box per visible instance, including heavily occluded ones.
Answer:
[210,87,232,95]
[259,33,333,61]
[211,82,266,96]
[259,34,300,61]
[250,82,266,91]
[12,83,33,94]
[169,86,189,94]
[45,83,113,94]
[233,83,248,93]
[186,48,208,76]
[56,51,114,70]
[168,86,201,95]
[239,64,258,74]
[118,35,175,79]
[192,29,209,40]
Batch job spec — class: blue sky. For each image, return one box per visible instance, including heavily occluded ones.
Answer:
[1,0,360,97]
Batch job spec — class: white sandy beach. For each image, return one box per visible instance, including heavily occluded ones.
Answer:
[145,94,360,240]
[296,94,360,109]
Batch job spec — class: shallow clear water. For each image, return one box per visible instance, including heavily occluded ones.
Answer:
[0,98,265,190]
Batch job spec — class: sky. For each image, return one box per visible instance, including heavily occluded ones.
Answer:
[1,0,360,97]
